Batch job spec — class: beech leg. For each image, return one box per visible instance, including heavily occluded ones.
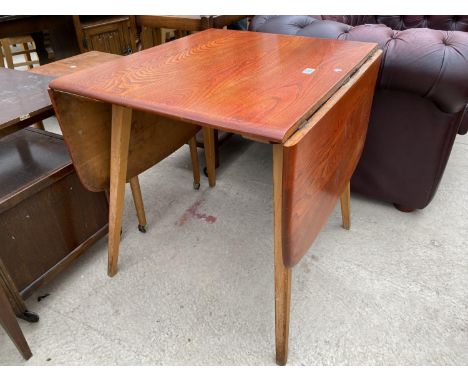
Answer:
[108,105,132,277]
[202,127,216,187]
[273,144,291,366]
[188,137,201,190]
[129,176,147,233]
[340,181,351,230]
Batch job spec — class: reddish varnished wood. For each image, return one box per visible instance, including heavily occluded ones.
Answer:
[30,51,119,77]
[49,29,378,143]
[281,51,382,267]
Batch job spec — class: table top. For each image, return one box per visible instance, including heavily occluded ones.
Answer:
[0,68,54,131]
[0,51,120,132]
[49,29,378,143]
[30,51,119,77]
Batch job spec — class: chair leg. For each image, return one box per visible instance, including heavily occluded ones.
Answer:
[129,176,147,233]
[340,181,350,230]
[273,144,291,366]
[202,127,216,187]
[0,286,32,360]
[188,137,201,190]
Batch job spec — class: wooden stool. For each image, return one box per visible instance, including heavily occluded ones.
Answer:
[0,35,40,69]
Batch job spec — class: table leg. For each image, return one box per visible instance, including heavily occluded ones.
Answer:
[0,284,32,360]
[129,176,147,233]
[273,144,291,366]
[340,181,351,230]
[188,137,201,190]
[108,105,132,277]
[202,127,216,187]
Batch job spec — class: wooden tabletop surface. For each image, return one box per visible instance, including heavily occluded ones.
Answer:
[0,68,54,131]
[30,51,119,77]
[49,29,378,143]
[0,51,120,133]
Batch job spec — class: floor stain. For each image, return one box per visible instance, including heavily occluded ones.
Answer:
[176,198,217,226]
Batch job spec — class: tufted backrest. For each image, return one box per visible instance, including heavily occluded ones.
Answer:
[250,16,468,116]
[319,15,468,32]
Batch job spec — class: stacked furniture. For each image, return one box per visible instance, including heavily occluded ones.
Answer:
[0,51,207,360]
[251,15,468,211]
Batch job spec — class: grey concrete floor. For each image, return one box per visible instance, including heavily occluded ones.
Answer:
[1,117,467,365]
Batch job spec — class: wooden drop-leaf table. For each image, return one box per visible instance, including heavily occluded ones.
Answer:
[49,29,382,365]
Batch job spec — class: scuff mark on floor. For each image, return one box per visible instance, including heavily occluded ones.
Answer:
[176,198,217,226]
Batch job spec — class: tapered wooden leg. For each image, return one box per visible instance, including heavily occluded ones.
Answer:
[340,181,351,230]
[108,105,132,277]
[202,127,216,187]
[273,144,291,366]
[129,176,147,233]
[0,286,32,360]
[188,137,201,190]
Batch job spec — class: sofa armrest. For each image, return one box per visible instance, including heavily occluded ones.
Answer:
[251,16,468,116]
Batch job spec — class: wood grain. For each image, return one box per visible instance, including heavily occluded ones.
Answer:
[30,51,119,77]
[49,29,378,143]
[281,51,382,267]
[49,90,201,192]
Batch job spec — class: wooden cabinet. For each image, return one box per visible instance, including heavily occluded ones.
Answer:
[0,128,108,313]
[73,16,137,55]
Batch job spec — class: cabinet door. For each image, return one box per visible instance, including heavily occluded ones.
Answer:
[83,21,131,55]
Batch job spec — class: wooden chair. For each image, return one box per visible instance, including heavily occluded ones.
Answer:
[49,90,210,273]
[0,35,40,69]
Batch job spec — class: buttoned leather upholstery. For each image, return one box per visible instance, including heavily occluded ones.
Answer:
[250,15,468,210]
[320,15,468,32]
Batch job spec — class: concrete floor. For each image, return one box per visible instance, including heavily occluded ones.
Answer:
[1,117,467,365]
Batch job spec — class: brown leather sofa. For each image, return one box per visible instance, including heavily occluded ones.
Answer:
[250,16,468,211]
